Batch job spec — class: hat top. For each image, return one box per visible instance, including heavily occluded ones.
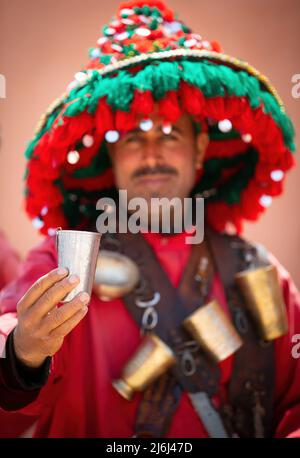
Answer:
[85,0,221,71]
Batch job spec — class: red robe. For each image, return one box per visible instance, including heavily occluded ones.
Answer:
[0,232,300,438]
[0,230,21,290]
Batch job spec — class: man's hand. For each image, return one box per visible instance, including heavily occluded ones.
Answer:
[13,268,90,368]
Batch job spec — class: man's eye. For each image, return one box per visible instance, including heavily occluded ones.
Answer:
[125,136,142,143]
[161,134,178,140]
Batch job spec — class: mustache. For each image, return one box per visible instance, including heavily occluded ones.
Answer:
[132,164,178,179]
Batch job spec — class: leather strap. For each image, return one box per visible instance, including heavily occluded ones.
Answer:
[101,228,275,438]
[101,231,221,437]
[206,228,275,438]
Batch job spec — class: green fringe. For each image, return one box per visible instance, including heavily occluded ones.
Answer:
[30,58,295,152]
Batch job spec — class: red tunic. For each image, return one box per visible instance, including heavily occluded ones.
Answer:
[0,232,300,438]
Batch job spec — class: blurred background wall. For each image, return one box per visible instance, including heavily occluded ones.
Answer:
[0,0,299,286]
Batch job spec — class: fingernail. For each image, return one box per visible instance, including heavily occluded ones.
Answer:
[57,267,68,276]
[79,292,90,304]
[81,306,88,314]
[68,274,79,284]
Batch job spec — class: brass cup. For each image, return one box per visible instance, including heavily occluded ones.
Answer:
[112,334,176,400]
[235,265,288,341]
[183,300,243,362]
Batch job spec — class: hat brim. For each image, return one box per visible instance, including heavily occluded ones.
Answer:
[24,51,296,235]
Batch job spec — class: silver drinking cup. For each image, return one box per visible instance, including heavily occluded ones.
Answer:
[56,229,101,301]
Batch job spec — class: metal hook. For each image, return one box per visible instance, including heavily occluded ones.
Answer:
[135,291,161,308]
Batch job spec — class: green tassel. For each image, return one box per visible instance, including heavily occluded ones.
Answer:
[30,57,296,158]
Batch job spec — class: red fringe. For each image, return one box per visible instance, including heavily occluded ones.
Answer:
[158,91,182,123]
[95,99,115,134]
[131,90,154,116]
[179,82,205,116]
[115,110,137,132]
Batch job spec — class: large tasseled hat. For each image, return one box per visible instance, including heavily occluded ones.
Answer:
[25,0,296,235]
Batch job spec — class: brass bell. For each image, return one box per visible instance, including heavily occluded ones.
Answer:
[235,265,288,341]
[112,333,176,400]
[183,300,243,362]
[93,250,140,300]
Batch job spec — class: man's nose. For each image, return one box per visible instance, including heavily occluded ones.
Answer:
[141,141,162,167]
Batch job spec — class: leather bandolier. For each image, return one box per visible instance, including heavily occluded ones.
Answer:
[100,226,275,438]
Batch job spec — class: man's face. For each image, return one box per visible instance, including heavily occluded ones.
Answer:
[108,107,209,205]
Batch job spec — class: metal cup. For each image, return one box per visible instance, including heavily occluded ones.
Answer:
[56,229,101,302]
[112,333,176,400]
[235,265,288,340]
[183,300,243,362]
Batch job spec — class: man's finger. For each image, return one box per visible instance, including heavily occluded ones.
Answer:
[18,268,69,312]
[29,274,81,320]
[49,306,88,339]
[41,292,90,333]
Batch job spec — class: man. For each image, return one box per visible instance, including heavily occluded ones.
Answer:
[0,0,299,438]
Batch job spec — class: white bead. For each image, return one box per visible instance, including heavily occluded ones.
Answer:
[67,150,80,164]
[110,20,121,28]
[135,28,151,37]
[67,80,78,92]
[74,72,88,83]
[105,130,120,143]
[139,15,151,24]
[218,119,232,133]
[242,133,252,143]
[259,195,273,208]
[105,27,116,36]
[69,194,78,202]
[48,228,57,236]
[41,206,48,216]
[202,40,212,49]
[162,123,172,135]
[120,8,134,16]
[82,134,94,148]
[116,31,130,41]
[97,36,108,46]
[112,44,123,52]
[90,48,101,58]
[140,119,153,132]
[270,170,284,182]
[184,39,197,48]
[32,217,44,229]
[192,33,202,40]
[121,19,134,26]
[168,21,183,33]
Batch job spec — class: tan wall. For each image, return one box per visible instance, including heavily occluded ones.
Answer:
[0,0,299,286]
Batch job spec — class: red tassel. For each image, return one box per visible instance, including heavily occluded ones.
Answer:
[115,110,137,132]
[95,98,115,135]
[41,209,68,234]
[63,169,115,192]
[131,90,154,117]
[204,97,226,120]
[179,82,205,116]
[158,91,182,123]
